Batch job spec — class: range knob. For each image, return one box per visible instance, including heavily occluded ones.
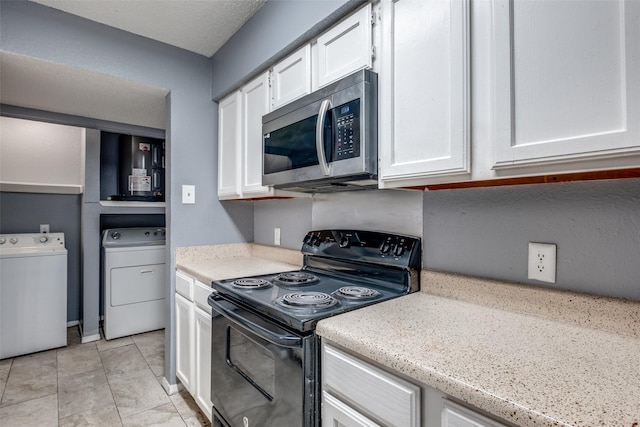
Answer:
[303,234,313,245]
[0,237,5,245]
[10,237,18,244]
[39,236,49,243]
[310,235,321,246]
[379,239,391,254]
[111,231,120,240]
[393,243,406,257]
[339,235,350,248]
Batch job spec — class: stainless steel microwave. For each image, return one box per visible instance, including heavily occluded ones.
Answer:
[262,69,377,193]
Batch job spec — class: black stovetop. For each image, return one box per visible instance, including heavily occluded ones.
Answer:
[211,230,421,332]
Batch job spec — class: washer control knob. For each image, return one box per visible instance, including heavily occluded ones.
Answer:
[112,231,120,240]
[0,237,5,245]
[39,236,49,243]
[10,238,18,244]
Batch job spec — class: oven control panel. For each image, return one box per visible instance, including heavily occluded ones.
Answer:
[302,229,420,269]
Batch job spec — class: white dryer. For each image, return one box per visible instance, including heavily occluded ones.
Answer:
[0,232,67,359]
[102,227,166,340]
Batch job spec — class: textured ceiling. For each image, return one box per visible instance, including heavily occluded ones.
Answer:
[1,51,168,129]
[30,0,266,58]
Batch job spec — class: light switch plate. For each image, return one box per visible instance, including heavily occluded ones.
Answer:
[182,185,195,204]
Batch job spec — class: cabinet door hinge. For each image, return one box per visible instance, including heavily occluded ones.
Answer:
[371,45,376,61]
[268,75,272,88]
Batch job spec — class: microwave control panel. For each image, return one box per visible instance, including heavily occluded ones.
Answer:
[334,99,360,161]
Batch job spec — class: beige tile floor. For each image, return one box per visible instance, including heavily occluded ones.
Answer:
[0,327,210,427]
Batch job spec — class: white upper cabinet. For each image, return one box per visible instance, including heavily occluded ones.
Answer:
[314,3,373,89]
[218,73,275,200]
[272,45,312,109]
[491,0,640,172]
[378,0,471,188]
[217,92,241,199]
[241,72,273,197]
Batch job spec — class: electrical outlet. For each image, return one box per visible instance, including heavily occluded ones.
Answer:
[274,227,281,246]
[528,242,557,283]
[40,224,50,234]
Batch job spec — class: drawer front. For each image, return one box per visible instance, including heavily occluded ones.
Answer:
[193,280,213,315]
[175,270,194,300]
[322,343,420,427]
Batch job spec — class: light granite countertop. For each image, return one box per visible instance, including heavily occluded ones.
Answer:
[316,271,640,427]
[175,243,303,285]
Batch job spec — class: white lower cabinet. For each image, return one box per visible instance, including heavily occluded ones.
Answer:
[175,292,193,393]
[194,305,213,421]
[322,391,380,427]
[321,342,421,427]
[175,270,213,422]
[441,400,506,427]
[321,341,509,427]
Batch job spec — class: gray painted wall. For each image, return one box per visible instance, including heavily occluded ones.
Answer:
[0,192,82,322]
[312,190,423,237]
[1,1,253,385]
[423,179,640,301]
[253,198,313,249]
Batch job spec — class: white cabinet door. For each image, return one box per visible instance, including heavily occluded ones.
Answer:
[322,343,420,427]
[322,391,381,427]
[492,0,640,171]
[315,4,373,89]
[175,292,193,393]
[241,72,273,197]
[272,45,312,109]
[379,0,471,188]
[194,306,213,422]
[218,91,242,199]
[441,400,506,427]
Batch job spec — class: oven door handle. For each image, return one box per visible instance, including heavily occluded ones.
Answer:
[209,296,303,348]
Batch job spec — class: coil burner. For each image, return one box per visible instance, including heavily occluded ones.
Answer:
[231,278,272,289]
[333,286,381,300]
[273,272,319,286]
[276,292,337,310]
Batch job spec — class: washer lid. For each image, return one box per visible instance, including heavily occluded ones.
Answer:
[102,227,166,247]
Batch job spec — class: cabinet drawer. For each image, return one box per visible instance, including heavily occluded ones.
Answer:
[322,344,420,427]
[176,270,194,300]
[193,280,213,315]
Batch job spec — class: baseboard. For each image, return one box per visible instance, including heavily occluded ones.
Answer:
[66,320,79,327]
[161,376,183,396]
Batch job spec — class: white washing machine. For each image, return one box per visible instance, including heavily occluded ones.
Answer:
[0,232,68,359]
[102,227,166,340]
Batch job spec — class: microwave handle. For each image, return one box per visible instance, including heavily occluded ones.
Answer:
[316,99,332,176]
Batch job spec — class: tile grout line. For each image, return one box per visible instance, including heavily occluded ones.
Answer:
[96,329,126,427]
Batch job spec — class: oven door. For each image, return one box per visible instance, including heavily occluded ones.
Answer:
[209,295,318,427]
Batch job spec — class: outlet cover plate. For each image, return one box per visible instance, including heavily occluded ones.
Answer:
[528,242,557,283]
